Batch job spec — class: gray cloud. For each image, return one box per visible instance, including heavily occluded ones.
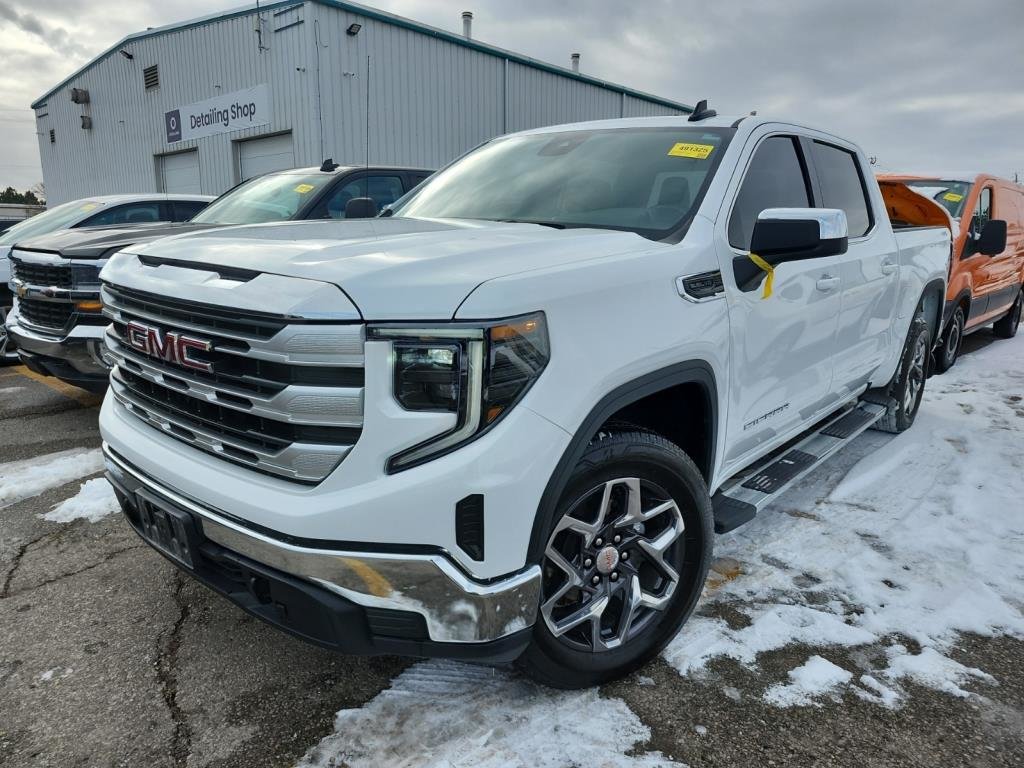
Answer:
[0,1,91,57]
[0,0,1022,190]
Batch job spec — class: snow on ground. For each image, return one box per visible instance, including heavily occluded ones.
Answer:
[0,448,104,508]
[665,332,1024,707]
[763,655,853,707]
[43,477,118,523]
[296,661,683,768]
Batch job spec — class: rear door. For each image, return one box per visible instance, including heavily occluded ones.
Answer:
[717,131,841,469]
[808,138,898,392]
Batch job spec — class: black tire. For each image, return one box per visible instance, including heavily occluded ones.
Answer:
[934,306,964,374]
[872,312,930,434]
[992,287,1022,339]
[0,306,18,365]
[518,430,713,689]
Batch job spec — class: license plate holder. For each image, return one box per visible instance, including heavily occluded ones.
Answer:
[134,491,197,569]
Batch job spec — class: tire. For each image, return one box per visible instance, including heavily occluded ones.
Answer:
[518,430,713,689]
[872,312,930,434]
[992,287,1022,339]
[0,306,18,365]
[934,305,964,374]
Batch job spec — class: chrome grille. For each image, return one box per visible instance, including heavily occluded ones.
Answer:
[102,281,365,484]
[11,257,72,289]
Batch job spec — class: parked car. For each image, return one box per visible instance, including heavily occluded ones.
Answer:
[5,165,431,388]
[1,194,213,365]
[99,113,949,688]
[878,173,1024,371]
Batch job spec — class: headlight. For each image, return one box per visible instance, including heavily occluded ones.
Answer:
[369,312,549,471]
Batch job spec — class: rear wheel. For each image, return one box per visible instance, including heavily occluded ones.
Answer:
[519,430,713,689]
[873,312,930,434]
[935,306,964,373]
[992,288,1022,339]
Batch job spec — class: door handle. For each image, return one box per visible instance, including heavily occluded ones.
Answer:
[816,275,840,292]
[881,260,898,275]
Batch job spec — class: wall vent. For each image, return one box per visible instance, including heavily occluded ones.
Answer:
[143,65,159,90]
[80,115,93,130]
[49,128,55,144]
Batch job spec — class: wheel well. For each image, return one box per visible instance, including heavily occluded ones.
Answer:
[599,383,712,483]
[528,361,717,563]
[920,279,945,344]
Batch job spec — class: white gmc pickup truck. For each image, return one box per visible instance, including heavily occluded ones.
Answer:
[99,112,951,688]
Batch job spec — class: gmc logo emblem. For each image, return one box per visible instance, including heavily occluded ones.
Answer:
[125,320,213,373]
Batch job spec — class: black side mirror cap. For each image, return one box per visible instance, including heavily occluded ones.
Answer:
[977,219,1007,256]
[344,197,378,219]
[733,208,849,292]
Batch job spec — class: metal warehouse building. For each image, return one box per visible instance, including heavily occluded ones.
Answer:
[32,1,691,204]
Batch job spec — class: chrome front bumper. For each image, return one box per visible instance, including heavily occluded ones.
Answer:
[102,445,542,644]
[7,311,110,376]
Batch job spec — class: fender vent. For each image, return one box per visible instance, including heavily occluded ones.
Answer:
[456,494,485,561]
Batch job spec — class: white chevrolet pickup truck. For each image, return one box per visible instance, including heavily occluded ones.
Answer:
[99,112,950,688]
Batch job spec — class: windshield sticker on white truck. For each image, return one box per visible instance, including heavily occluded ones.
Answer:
[668,142,715,159]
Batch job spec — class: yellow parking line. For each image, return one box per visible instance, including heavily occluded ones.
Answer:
[11,365,104,408]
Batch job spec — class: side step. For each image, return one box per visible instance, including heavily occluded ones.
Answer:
[712,402,886,533]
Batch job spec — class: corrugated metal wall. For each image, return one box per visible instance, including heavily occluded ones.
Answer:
[35,1,687,204]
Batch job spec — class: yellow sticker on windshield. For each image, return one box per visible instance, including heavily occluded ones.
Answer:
[943,192,964,203]
[80,203,98,211]
[668,142,715,159]
[294,183,315,194]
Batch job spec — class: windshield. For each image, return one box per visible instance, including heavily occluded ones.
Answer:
[904,180,972,219]
[0,199,105,245]
[392,127,733,239]
[191,171,336,225]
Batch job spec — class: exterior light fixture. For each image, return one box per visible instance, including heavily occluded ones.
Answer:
[346,23,362,35]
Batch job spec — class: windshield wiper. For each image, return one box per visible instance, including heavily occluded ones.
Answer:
[495,219,566,229]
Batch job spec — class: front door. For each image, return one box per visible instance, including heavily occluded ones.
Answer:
[717,133,841,471]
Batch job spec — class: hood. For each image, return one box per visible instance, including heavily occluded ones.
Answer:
[877,181,958,238]
[13,222,219,259]
[127,217,651,319]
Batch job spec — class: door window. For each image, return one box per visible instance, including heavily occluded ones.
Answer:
[82,202,163,226]
[728,136,811,251]
[318,176,406,219]
[171,200,209,221]
[810,141,873,237]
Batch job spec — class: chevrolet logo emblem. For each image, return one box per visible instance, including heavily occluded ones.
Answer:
[15,283,27,298]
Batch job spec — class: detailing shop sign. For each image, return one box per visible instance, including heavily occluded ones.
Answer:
[164,85,271,143]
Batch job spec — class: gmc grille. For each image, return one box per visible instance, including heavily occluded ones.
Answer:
[102,281,366,484]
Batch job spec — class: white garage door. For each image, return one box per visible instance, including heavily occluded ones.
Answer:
[238,133,295,180]
[158,150,201,194]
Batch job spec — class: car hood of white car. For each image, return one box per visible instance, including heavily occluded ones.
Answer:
[124,217,651,319]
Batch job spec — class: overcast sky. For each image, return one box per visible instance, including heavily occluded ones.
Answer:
[0,0,1022,195]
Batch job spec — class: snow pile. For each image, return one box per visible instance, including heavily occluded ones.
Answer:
[0,448,104,508]
[297,660,683,768]
[43,477,119,523]
[763,656,852,707]
[666,332,1024,706]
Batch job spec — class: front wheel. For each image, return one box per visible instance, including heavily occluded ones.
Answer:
[992,288,1022,339]
[518,430,713,689]
[935,306,964,373]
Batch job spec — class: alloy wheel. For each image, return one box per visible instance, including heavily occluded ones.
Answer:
[540,477,685,652]
[905,333,928,414]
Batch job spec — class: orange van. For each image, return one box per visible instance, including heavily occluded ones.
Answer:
[878,173,1024,371]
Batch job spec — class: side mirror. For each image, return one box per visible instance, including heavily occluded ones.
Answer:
[344,197,378,219]
[733,208,848,292]
[977,219,1007,256]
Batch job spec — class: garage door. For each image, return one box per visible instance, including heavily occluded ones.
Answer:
[158,150,201,194]
[238,133,295,180]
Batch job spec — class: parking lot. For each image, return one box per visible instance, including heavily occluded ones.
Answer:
[1,332,1023,768]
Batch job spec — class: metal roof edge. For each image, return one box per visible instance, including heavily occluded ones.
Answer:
[32,0,691,114]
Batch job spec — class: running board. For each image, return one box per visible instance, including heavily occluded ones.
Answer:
[712,401,886,533]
